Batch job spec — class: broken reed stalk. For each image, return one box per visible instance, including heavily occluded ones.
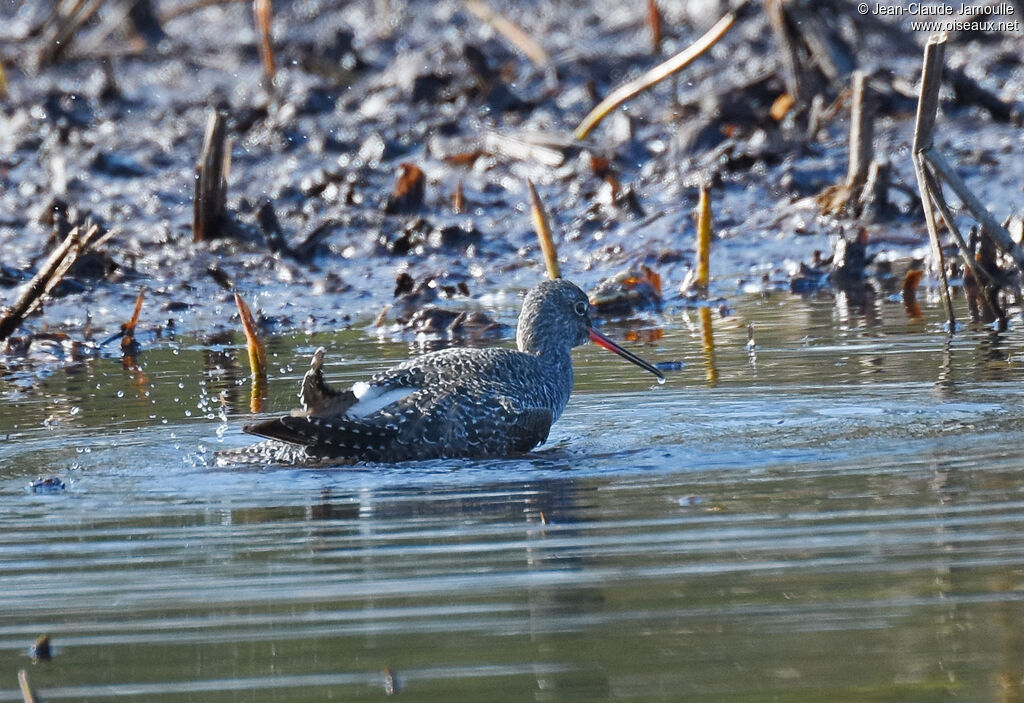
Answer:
[253,0,276,88]
[233,292,267,379]
[38,0,105,65]
[193,110,230,243]
[911,35,955,328]
[121,287,147,354]
[0,59,7,98]
[764,0,805,102]
[18,669,36,703]
[817,70,879,216]
[910,34,1024,329]
[646,0,662,53]
[695,184,712,294]
[526,179,561,280]
[452,180,465,214]
[126,288,145,332]
[845,71,873,194]
[483,132,565,168]
[462,0,549,66]
[574,0,749,140]
[233,292,267,413]
[920,165,1001,321]
[923,148,1024,273]
[0,223,102,342]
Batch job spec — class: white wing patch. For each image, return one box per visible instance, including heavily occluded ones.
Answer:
[347,382,418,418]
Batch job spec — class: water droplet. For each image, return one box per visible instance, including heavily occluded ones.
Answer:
[657,377,666,386]
[116,390,124,398]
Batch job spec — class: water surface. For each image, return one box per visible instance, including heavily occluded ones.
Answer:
[3,293,1024,702]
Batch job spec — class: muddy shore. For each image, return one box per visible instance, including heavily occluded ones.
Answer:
[1,0,1022,357]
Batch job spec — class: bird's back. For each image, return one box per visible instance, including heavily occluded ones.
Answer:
[245,346,569,462]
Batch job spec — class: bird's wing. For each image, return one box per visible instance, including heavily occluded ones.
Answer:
[505,407,553,453]
[430,394,552,457]
[299,347,357,416]
[300,347,427,419]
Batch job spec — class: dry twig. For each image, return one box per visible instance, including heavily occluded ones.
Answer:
[910,35,955,327]
[18,669,37,703]
[253,0,276,87]
[462,0,549,66]
[0,223,102,342]
[37,0,105,66]
[574,0,751,140]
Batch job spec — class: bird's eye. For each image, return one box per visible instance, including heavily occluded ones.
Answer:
[574,301,588,316]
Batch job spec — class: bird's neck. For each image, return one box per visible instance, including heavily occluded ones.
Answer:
[517,331,572,361]
[518,338,574,418]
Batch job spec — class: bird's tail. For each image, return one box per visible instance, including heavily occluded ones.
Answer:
[244,415,400,460]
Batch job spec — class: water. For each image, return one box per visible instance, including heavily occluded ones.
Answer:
[4,293,1024,701]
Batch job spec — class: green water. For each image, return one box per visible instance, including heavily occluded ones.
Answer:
[3,293,1024,702]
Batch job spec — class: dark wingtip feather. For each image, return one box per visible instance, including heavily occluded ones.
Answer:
[243,417,311,446]
[245,415,401,460]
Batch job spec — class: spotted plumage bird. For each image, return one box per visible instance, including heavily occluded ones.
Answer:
[237,279,663,463]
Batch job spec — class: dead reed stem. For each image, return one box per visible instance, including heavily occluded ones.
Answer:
[920,164,1001,321]
[193,110,230,243]
[0,223,102,342]
[911,33,1024,329]
[38,0,104,65]
[923,148,1024,273]
[462,0,549,66]
[646,0,662,53]
[18,670,36,703]
[695,184,712,294]
[233,291,267,413]
[234,292,267,380]
[911,34,955,328]
[253,0,276,88]
[574,0,749,140]
[526,179,561,280]
[845,71,873,194]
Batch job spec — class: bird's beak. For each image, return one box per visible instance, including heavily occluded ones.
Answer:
[588,327,665,381]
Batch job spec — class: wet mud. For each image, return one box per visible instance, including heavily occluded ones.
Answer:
[0,0,1021,366]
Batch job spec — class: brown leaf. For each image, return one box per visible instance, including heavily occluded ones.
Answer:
[383,163,425,214]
